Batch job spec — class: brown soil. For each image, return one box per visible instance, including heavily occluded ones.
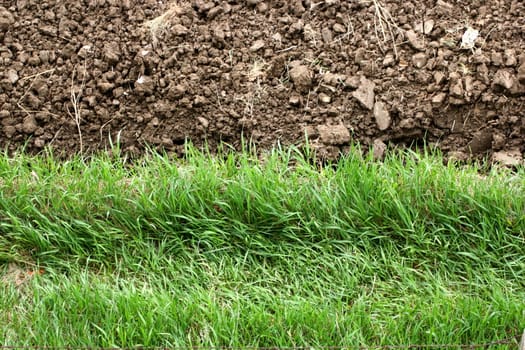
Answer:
[1,0,524,164]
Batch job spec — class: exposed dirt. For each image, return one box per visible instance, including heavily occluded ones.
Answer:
[1,0,524,163]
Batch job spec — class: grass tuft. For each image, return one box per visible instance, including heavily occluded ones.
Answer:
[0,145,524,346]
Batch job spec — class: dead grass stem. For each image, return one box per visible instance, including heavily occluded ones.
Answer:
[67,62,87,155]
[372,0,401,58]
[143,2,186,47]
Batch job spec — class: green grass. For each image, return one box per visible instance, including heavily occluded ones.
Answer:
[0,145,524,347]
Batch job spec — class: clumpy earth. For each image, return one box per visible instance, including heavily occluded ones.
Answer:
[1,0,524,163]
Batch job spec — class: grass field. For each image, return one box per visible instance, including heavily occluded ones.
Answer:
[0,145,524,348]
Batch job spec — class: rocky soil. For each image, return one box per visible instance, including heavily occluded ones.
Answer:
[1,0,524,164]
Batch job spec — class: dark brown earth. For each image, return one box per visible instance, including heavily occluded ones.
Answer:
[1,0,524,164]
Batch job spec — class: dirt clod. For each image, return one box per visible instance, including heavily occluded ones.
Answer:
[352,77,375,110]
[0,0,522,162]
[493,70,515,90]
[134,76,155,95]
[22,116,38,134]
[0,7,15,32]
[289,94,301,106]
[432,92,447,106]
[405,30,425,51]
[289,64,313,93]
[414,19,434,35]
[5,69,19,84]
[518,63,525,84]
[468,130,493,154]
[318,93,331,104]
[373,101,391,131]
[318,124,351,145]
[372,139,387,160]
[412,53,428,69]
[250,40,265,52]
[492,149,523,167]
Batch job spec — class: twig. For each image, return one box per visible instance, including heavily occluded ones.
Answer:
[67,61,87,155]
[14,109,60,118]
[372,0,400,58]
[276,45,298,53]
[99,117,116,144]
[19,68,56,81]
[16,69,56,118]
[335,16,355,44]
[48,126,63,146]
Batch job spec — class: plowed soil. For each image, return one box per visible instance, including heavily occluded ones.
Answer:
[1,0,524,163]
